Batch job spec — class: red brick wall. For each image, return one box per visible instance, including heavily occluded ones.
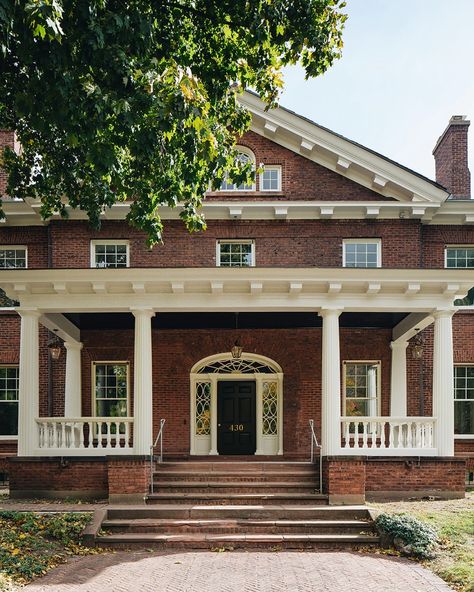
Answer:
[48,218,423,269]
[108,458,150,495]
[207,131,394,202]
[422,225,474,268]
[365,458,466,495]
[8,458,108,495]
[0,226,49,267]
[433,119,471,199]
[324,458,366,497]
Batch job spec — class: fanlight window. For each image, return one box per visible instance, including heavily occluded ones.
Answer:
[196,358,278,374]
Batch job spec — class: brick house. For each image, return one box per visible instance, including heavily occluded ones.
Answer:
[0,91,473,504]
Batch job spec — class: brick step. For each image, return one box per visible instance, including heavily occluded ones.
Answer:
[153,471,318,483]
[107,505,368,521]
[145,493,328,505]
[95,532,380,549]
[102,518,375,535]
[150,482,320,494]
[155,462,316,473]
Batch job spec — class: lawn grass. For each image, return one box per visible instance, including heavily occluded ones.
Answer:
[370,492,474,592]
[0,511,104,588]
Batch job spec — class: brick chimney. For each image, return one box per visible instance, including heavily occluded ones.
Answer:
[433,115,471,199]
[0,130,16,197]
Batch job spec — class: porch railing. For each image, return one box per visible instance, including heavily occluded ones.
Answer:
[309,419,322,494]
[340,416,437,455]
[150,419,166,495]
[36,417,134,455]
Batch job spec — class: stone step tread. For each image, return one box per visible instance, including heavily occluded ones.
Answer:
[146,493,327,500]
[153,471,317,477]
[97,533,379,543]
[103,518,373,528]
[151,481,320,488]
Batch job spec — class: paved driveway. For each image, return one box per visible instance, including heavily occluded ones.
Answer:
[25,550,452,592]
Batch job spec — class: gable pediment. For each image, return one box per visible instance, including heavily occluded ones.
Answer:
[239,91,449,204]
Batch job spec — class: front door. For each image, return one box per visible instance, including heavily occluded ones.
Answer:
[217,381,256,455]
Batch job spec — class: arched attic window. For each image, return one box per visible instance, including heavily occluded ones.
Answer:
[219,146,256,191]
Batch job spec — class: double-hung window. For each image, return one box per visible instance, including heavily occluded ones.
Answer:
[94,363,129,419]
[343,239,381,268]
[343,361,380,417]
[260,166,282,191]
[217,240,255,267]
[0,246,27,307]
[91,241,129,268]
[454,366,474,436]
[0,367,19,437]
[445,246,474,306]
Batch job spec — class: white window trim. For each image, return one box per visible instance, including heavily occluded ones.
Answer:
[444,244,474,268]
[216,239,256,267]
[454,363,474,438]
[0,364,19,440]
[342,239,382,268]
[218,146,256,192]
[260,165,282,192]
[92,361,131,419]
[90,240,130,268]
[0,245,28,269]
[342,360,382,417]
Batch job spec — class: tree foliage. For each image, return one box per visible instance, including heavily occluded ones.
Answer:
[0,0,346,244]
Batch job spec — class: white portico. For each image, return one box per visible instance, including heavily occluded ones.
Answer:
[3,266,472,459]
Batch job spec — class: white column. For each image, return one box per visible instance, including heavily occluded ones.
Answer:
[64,341,83,417]
[132,308,155,455]
[432,309,455,456]
[17,309,41,456]
[390,341,408,417]
[320,308,342,456]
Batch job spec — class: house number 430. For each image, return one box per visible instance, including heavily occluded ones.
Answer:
[229,424,244,431]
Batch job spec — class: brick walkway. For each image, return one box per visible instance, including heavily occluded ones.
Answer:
[24,551,453,592]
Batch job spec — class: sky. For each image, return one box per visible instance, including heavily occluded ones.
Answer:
[280,0,474,180]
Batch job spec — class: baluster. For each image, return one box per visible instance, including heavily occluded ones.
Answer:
[52,422,58,449]
[388,422,394,449]
[427,422,433,448]
[343,421,350,448]
[105,421,111,448]
[60,422,66,449]
[377,421,384,449]
[87,421,94,448]
[362,421,368,448]
[124,421,130,449]
[406,422,413,448]
[353,422,359,448]
[38,423,42,448]
[78,422,85,449]
[415,423,421,448]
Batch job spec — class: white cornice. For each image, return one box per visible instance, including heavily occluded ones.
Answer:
[3,198,474,225]
[2,267,471,313]
[239,91,449,204]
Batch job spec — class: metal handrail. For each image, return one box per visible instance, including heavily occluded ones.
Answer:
[149,419,165,495]
[309,419,323,494]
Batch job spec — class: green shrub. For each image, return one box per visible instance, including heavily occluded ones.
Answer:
[375,513,439,559]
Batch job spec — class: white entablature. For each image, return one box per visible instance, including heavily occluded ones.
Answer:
[2,267,472,313]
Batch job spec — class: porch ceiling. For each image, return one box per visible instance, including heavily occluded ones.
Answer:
[2,267,472,312]
[63,311,408,331]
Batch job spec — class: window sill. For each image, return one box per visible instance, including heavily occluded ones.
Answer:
[0,436,18,441]
[454,435,474,440]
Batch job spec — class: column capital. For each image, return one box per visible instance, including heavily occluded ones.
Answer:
[390,340,409,350]
[432,308,456,320]
[130,308,155,319]
[319,307,343,318]
[63,341,83,351]
[17,308,42,319]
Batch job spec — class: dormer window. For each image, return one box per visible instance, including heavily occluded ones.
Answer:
[219,147,256,191]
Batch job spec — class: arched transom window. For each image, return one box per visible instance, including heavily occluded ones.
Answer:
[219,146,256,191]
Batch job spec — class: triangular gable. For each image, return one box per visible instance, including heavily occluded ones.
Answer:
[240,91,449,204]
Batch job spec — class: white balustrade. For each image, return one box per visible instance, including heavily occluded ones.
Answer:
[340,417,437,455]
[36,417,134,455]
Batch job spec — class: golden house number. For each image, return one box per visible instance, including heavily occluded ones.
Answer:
[229,424,244,432]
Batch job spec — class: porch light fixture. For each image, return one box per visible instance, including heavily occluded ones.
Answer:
[412,334,424,360]
[48,330,62,361]
[231,340,243,359]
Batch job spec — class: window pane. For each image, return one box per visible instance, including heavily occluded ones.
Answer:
[94,244,128,268]
[454,400,474,435]
[344,242,380,268]
[0,402,18,436]
[0,248,27,269]
[218,242,253,267]
[0,367,19,435]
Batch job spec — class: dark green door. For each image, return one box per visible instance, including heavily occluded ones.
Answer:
[217,381,256,455]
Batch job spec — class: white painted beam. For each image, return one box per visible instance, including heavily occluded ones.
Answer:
[392,312,433,343]
[41,313,81,343]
